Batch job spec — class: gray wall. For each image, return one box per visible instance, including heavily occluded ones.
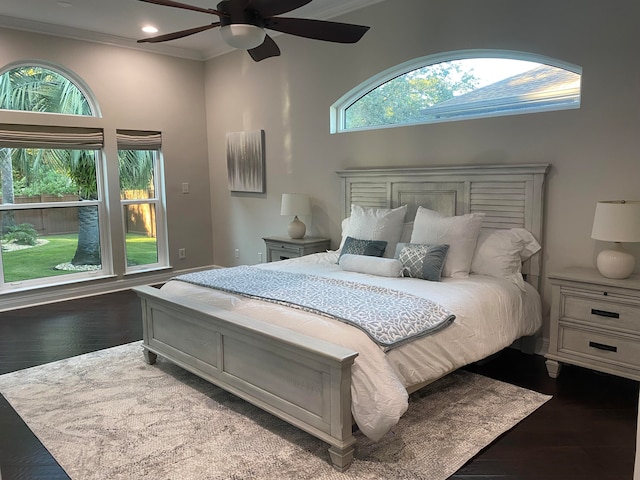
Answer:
[204,0,640,338]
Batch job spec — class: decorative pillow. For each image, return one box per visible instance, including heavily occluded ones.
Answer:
[394,243,449,281]
[339,204,407,258]
[338,236,387,261]
[410,207,485,278]
[471,228,541,289]
[339,254,405,278]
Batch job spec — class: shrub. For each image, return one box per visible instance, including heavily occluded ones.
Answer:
[3,223,38,246]
[13,171,78,197]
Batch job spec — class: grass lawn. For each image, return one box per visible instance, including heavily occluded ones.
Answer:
[1,233,157,283]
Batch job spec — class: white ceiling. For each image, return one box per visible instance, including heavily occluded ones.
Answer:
[0,0,381,61]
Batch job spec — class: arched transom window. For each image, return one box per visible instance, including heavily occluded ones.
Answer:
[0,63,97,116]
[331,50,582,133]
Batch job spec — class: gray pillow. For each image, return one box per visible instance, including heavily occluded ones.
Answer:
[338,236,387,261]
[394,243,450,281]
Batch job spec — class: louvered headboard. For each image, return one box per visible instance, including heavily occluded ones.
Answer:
[336,164,549,288]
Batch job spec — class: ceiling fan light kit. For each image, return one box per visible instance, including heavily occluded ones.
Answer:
[137,0,370,62]
[220,24,266,49]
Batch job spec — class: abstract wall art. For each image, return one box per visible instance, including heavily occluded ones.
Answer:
[226,130,265,193]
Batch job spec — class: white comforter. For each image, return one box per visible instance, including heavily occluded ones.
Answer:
[161,251,542,441]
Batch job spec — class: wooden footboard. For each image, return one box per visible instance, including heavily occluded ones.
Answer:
[133,285,359,471]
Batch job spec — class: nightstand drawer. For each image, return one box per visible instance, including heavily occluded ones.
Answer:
[562,291,640,334]
[263,236,331,263]
[559,326,640,369]
[267,246,299,261]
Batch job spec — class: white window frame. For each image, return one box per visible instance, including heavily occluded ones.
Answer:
[119,148,169,274]
[330,49,582,134]
[0,147,112,291]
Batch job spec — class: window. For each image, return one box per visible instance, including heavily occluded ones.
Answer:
[0,64,96,116]
[0,63,168,292]
[331,50,582,133]
[0,126,107,286]
[117,130,168,273]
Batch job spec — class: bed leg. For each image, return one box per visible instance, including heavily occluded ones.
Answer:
[143,348,157,365]
[328,445,355,472]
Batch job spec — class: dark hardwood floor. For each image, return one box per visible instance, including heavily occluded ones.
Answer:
[0,290,637,480]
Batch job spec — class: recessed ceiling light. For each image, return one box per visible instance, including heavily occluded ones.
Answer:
[142,25,159,34]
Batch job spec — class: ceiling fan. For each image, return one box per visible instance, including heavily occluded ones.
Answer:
[137,0,370,62]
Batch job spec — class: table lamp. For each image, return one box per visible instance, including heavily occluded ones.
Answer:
[281,193,311,239]
[591,200,640,279]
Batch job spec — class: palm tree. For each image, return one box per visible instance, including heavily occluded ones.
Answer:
[0,65,153,266]
[0,147,15,234]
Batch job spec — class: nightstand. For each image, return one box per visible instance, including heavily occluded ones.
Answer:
[545,267,640,381]
[263,236,331,262]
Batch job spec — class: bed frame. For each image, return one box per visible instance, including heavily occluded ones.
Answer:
[134,163,549,471]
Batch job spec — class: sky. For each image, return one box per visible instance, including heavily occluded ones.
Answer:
[462,58,541,87]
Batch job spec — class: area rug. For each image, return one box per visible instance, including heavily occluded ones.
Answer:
[0,342,550,480]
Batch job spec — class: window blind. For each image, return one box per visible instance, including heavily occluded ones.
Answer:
[0,123,103,149]
[116,130,162,150]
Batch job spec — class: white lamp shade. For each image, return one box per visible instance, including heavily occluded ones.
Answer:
[592,200,640,279]
[591,200,640,242]
[280,193,311,216]
[219,24,266,50]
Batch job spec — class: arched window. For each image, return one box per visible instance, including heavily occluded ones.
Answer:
[0,62,98,116]
[331,50,582,133]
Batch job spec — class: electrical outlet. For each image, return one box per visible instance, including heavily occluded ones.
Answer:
[181,182,189,194]
[258,252,263,263]
[234,248,240,259]
[178,248,186,259]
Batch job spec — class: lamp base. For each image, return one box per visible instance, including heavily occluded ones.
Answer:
[288,216,306,239]
[596,243,635,279]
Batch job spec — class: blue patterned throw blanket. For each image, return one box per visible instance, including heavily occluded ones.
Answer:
[174,266,455,351]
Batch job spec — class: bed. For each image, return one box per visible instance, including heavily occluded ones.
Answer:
[134,163,549,471]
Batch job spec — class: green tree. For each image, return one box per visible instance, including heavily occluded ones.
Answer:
[0,148,15,234]
[345,62,479,129]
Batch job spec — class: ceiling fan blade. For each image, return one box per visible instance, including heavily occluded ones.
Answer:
[264,17,369,43]
[246,0,312,18]
[138,0,224,16]
[137,23,220,43]
[248,34,281,62]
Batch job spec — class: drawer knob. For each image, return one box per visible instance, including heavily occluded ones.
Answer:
[590,308,619,319]
[588,341,618,353]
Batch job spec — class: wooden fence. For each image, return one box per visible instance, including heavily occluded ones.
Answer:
[5,195,80,235]
[1,194,155,237]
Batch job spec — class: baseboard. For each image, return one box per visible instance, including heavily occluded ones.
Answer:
[0,264,219,312]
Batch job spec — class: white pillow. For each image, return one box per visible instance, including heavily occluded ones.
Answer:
[339,204,408,258]
[339,254,405,277]
[410,207,485,278]
[471,228,541,289]
[399,221,413,243]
